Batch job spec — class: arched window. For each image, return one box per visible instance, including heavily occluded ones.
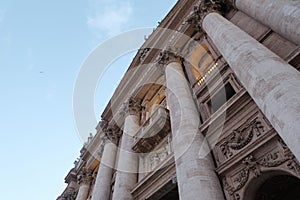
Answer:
[255,175,300,200]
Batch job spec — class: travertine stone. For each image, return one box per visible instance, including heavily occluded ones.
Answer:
[91,141,117,200]
[112,99,140,200]
[165,60,224,200]
[234,0,300,44]
[75,185,90,200]
[76,169,92,200]
[202,12,300,161]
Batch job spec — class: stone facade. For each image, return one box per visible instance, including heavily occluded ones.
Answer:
[58,0,300,199]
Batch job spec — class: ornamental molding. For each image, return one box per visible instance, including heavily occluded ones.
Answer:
[220,118,266,160]
[77,168,93,185]
[104,123,121,145]
[223,141,300,199]
[61,188,77,200]
[122,97,142,116]
[185,0,226,32]
[156,47,182,68]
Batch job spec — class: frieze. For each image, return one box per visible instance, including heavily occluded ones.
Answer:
[219,117,266,161]
[258,151,282,167]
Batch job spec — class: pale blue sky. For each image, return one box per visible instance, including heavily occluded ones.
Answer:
[0,0,177,199]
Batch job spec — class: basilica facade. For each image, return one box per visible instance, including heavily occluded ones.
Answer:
[58,0,300,199]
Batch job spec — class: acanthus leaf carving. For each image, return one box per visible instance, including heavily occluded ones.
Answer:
[156,46,182,68]
[243,155,261,178]
[224,155,259,196]
[185,0,226,31]
[258,151,285,168]
[77,168,93,185]
[233,169,250,191]
[104,123,121,145]
[278,138,300,175]
[220,118,265,159]
[122,97,142,117]
[287,160,300,175]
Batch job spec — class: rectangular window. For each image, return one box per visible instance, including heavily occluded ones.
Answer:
[207,82,236,113]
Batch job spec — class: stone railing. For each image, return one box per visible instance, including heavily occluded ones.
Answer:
[132,106,171,153]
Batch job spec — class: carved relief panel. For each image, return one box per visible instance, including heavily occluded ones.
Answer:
[220,136,300,200]
[140,135,173,174]
[215,112,272,165]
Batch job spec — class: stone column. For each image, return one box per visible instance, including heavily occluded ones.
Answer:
[91,125,120,200]
[158,51,224,200]
[233,0,300,45]
[112,97,140,200]
[75,168,93,200]
[201,12,300,161]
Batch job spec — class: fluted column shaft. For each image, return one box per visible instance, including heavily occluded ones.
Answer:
[112,98,140,200]
[234,0,300,44]
[91,141,117,200]
[202,12,300,161]
[165,59,224,200]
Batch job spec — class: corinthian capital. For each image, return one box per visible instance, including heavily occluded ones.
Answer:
[186,0,226,31]
[121,97,142,116]
[77,168,93,185]
[156,47,182,68]
[104,123,121,144]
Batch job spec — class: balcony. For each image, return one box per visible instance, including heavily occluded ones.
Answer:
[132,106,171,153]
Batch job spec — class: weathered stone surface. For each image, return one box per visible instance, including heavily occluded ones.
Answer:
[203,12,300,161]
[91,142,117,200]
[76,169,92,200]
[112,114,139,200]
[235,0,300,44]
[165,60,224,200]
